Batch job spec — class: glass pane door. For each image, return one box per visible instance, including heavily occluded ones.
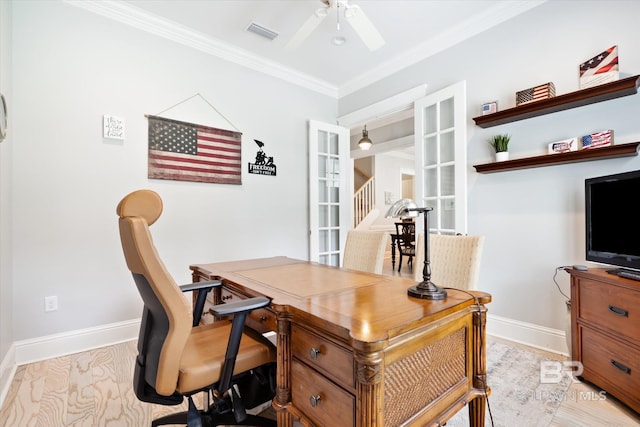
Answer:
[309,120,350,265]
[414,81,467,235]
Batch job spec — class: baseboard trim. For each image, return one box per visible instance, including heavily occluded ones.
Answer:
[0,319,140,409]
[14,318,140,366]
[0,343,17,409]
[487,313,570,356]
[1,314,567,408]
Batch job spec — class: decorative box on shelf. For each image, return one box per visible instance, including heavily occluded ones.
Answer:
[579,45,619,89]
[548,137,578,154]
[581,130,613,149]
[516,82,556,106]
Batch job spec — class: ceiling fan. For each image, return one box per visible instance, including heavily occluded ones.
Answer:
[286,0,385,51]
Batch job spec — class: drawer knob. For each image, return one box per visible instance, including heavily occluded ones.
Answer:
[309,347,321,360]
[608,305,628,317]
[611,359,631,375]
[309,394,321,407]
[259,316,267,322]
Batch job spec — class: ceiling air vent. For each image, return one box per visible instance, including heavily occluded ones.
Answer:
[246,22,279,41]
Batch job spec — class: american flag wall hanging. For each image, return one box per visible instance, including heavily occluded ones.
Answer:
[147,115,242,185]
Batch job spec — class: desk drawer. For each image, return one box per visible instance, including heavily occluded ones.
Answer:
[248,307,277,333]
[210,288,276,333]
[291,324,354,388]
[578,279,640,342]
[291,359,354,426]
[580,326,640,411]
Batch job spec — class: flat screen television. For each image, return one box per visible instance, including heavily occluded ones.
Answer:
[585,169,640,272]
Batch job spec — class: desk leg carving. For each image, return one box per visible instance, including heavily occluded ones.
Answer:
[469,303,489,427]
[275,315,293,427]
[355,351,384,427]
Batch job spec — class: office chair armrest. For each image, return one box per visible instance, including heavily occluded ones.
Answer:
[210,296,270,317]
[179,279,222,293]
[212,295,272,396]
[180,280,223,327]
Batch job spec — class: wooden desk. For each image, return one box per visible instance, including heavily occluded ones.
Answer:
[190,257,491,427]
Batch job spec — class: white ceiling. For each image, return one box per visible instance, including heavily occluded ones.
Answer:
[88,0,546,97]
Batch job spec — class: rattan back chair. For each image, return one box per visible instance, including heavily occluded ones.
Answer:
[413,233,484,290]
[342,230,389,274]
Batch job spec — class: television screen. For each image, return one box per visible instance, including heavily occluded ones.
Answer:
[585,169,640,271]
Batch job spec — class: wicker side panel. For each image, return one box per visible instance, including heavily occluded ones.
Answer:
[383,328,466,426]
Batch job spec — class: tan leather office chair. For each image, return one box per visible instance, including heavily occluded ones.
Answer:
[342,230,389,274]
[117,189,276,427]
[414,233,484,290]
[394,221,416,272]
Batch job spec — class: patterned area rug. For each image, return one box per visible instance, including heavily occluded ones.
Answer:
[446,339,572,427]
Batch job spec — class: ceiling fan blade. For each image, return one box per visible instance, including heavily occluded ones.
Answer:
[286,8,328,50]
[345,5,385,51]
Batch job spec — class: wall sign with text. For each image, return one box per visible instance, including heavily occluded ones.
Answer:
[248,139,277,176]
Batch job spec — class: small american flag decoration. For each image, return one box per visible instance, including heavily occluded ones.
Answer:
[516,82,556,106]
[147,115,242,185]
[581,130,613,150]
[579,46,619,89]
[548,137,578,154]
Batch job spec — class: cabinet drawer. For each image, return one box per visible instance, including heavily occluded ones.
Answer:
[291,359,354,427]
[580,327,640,411]
[291,324,354,388]
[578,279,640,343]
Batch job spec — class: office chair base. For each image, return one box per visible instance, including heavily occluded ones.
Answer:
[150,404,276,427]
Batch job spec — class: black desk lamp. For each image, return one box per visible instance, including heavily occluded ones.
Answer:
[385,199,447,300]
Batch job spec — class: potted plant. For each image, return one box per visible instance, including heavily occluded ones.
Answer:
[489,134,510,161]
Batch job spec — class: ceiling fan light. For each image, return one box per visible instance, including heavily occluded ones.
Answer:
[332,36,346,46]
[358,125,372,150]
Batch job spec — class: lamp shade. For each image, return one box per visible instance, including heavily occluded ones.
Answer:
[385,198,446,300]
[385,198,419,219]
[358,125,372,150]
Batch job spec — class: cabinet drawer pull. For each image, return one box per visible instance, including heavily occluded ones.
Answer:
[259,315,267,322]
[611,359,631,374]
[608,305,628,317]
[309,394,321,407]
[309,347,321,360]
[222,295,233,301]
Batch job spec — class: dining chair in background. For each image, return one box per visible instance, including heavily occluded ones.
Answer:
[342,230,389,274]
[394,221,416,272]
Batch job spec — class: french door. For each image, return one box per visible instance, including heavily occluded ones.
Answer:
[308,120,351,265]
[414,81,467,235]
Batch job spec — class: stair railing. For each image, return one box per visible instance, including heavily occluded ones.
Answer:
[353,176,375,228]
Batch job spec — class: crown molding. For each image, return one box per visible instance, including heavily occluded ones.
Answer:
[63,0,339,98]
[338,84,427,129]
[64,0,545,100]
[338,0,547,97]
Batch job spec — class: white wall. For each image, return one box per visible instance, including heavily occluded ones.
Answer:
[374,152,413,213]
[9,1,336,344]
[6,0,640,370]
[341,0,640,342]
[0,0,15,391]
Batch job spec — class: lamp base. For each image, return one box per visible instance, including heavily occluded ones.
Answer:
[407,282,447,300]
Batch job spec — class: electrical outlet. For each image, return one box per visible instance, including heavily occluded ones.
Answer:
[44,296,58,312]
